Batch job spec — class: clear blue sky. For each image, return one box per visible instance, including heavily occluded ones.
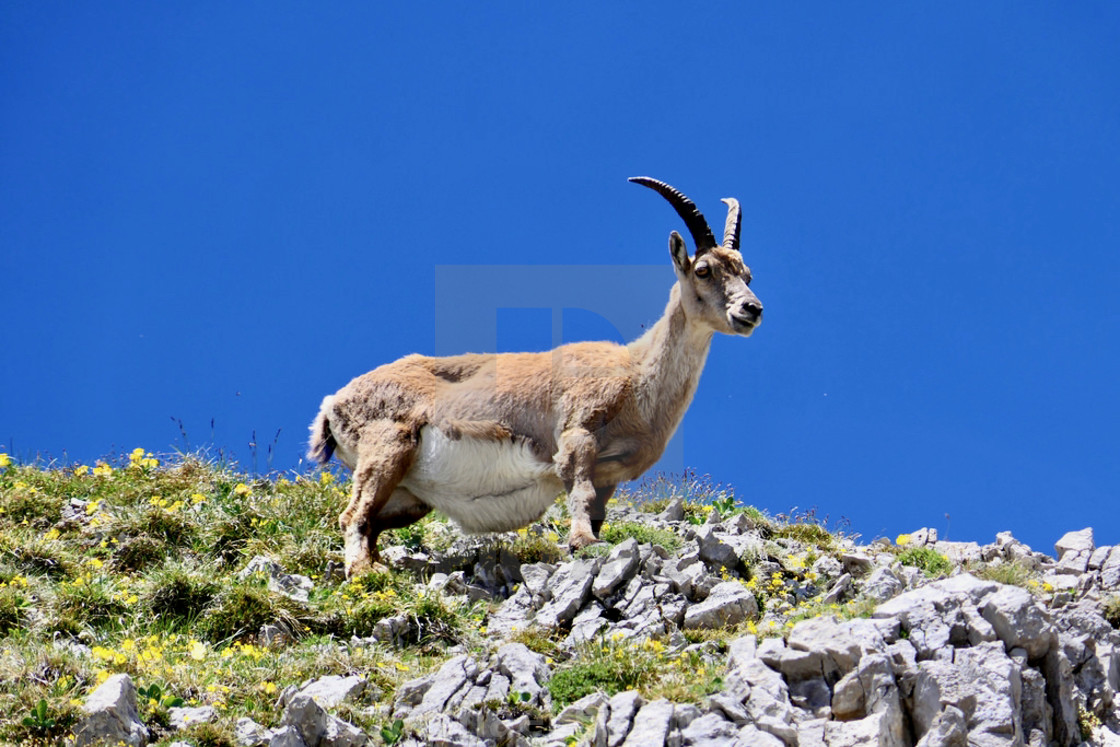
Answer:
[3,4,1118,553]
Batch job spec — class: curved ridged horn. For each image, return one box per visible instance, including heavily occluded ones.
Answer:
[720,197,741,253]
[629,176,718,254]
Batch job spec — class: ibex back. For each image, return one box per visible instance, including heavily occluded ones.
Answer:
[308,177,762,577]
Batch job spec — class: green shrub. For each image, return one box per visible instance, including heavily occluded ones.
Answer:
[0,584,28,637]
[198,582,303,642]
[1103,596,1120,629]
[772,522,834,550]
[600,522,681,553]
[969,560,1033,588]
[143,565,220,626]
[548,636,723,708]
[897,547,952,577]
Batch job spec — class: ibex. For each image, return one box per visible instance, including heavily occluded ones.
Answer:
[308,177,762,577]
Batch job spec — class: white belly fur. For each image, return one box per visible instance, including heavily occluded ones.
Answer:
[401,426,563,534]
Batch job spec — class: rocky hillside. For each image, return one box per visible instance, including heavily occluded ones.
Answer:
[2,455,1120,746]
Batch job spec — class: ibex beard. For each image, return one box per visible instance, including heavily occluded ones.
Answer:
[308,177,763,578]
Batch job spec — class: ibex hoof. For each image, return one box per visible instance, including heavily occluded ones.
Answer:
[345,561,391,580]
[567,532,600,551]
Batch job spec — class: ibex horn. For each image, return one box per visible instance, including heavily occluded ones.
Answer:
[720,197,741,253]
[629,177,717,255]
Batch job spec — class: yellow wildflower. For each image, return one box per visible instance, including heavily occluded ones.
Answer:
[128,448,159,469]
[319,471,335,485]
[0,453,10,468]
[189,640,207,660]
[233,483,251,496]
[896,534,911,546]
[92,463,113,477]
[43,528,61,541]
[85,500,101,515]
[74,464,89,476]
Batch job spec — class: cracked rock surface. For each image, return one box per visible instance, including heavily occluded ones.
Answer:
[70,507,1120,746]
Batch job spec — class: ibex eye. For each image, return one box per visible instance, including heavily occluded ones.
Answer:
[695,265,711,278]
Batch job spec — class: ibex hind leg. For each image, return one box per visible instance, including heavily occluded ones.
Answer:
[361,487,431,563]
[339,421,417,578]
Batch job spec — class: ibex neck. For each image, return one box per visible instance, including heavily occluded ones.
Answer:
[627,284,714,430]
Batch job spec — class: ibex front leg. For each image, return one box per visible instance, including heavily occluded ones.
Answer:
[557,427,602,550]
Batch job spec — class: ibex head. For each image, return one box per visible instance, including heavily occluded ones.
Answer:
[630,177,762,336]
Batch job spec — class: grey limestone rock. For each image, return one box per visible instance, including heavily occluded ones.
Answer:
[914,705,968,747]
[1090,545,1113,571]
[236,716,274,747]
[534,558,600,629]
[370,613,414,647]
[694,525,740,572]
[736,658,796,744]
[605,690,644,747]
[269,726,309,747]
[679,712,739,746]
[932,540,982,564]
[412,655,477,716]
[788,678,831,718]
[1055,527,1095,560]
[555,691,608,726]
[168,704,216,730]
[682,580,757,630]
[486,585,536,637]
[864,565,904,602]
[620,699,674,747]
[821,709,904,747]
[1101,548,1120,590]
[840,551,873,576]
[912,642,1022,747]
[291,675,366,709]
[593,538,641,599]
[74,673,150,747]
[496,642,550,707]
[393,673,435,713]
[659,497,686,522]
[282,694,367,747]
[519,561,556,603]
[240,555,314,603]
[786,615,869,680]
[978,585,1056,659]
[424,712,487,747]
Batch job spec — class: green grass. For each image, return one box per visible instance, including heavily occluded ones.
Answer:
[897,547,952,578]
[1103,595,1120,629]
[548,636,724,708]
[0,454,878,744]
[967,559,1035,589]
[600,522,682,553]
[0,452,478,744]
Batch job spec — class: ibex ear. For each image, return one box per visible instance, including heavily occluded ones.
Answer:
[669,231,691,274]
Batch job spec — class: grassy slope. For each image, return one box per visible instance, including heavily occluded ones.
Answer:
[0,451,1035,746]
